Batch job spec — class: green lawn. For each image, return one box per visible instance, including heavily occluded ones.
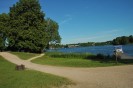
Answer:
[32,55,123,67]
[10,52,126,67]
[0,56,73,88]
[10,52,40,60]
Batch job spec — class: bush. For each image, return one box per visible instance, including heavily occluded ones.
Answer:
[96,54,105,59]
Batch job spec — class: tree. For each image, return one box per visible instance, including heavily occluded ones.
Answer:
[112,37,121,45]
[46,18,61,49]
[120,36,129,45]
[0,13,9,51]
[8,0,47,53]
[112,35,132,45]
[129,35,133,43]
[0,37,4,51]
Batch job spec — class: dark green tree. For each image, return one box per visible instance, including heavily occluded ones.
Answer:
[129,35,133,43]
[120,36,129,45]
[0,13,9,51]
[0,37,4,51]
[46,18,61,49]
[112,35,132,45]
[8,0,47,53]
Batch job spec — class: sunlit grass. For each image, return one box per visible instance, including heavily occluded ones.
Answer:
[0,56,74,88]
[32,55,123,67]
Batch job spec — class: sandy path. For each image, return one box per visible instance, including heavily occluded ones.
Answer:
[26,53,44,61]
[0,52,133,88]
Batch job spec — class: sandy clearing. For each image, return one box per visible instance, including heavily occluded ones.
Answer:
[0,52,133,88]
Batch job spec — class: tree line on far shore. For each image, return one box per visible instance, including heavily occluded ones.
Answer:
[0,0,61,53]
[64,35,133,48]
[112,35,133,45]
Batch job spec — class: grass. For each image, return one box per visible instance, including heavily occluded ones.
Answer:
[10,52,132,67]
[10,52,40,60]
[0,56,73,88]
[32,52,123,67]
[32,57,122,67]
[46,52,92,59]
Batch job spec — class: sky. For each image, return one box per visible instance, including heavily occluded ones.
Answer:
[0,0,133,44]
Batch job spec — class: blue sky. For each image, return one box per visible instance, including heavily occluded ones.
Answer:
[0,0,133,44]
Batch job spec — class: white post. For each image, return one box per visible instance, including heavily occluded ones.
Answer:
[115,51,118,64]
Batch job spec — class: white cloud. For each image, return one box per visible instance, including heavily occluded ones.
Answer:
[59,14,72,25]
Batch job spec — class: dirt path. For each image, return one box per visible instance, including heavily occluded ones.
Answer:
[0,52,133,88]
[26,53,44,61]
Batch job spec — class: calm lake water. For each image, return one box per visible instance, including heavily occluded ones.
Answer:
[48,45,133,56]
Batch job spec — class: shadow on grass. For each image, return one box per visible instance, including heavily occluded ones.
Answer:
[86,53,133,64]
[119,59,133,64]
[46,52,133,65]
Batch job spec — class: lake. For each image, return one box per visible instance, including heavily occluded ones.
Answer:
[48,45,133,56]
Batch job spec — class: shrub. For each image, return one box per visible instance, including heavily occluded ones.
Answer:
[96,54,105,59]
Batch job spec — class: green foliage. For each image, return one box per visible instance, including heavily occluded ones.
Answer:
[0,56,73,88]
[0,0,61,53]
[112,35,133,45]
[68,41,112,47]
[0,13,10,51]
[129,35,133,43]
[32,52,123,67]
[0,13,9,35]
[0,37,5,51]
[46,52,93,59]
[64,35,132,47]
[8,0,47,53]
[32,53,122,67]
[46,18,61,49]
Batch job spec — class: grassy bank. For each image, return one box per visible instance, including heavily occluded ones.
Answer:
[11,52,132,67]
[10,52,40,60]
[0,56,73,88]
[32,52,123,67]
[46,52,92,59]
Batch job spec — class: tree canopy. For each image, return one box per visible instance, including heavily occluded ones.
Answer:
[46,18,61,49]
[112,35,133,45]
[0,13,9,51]
[0,0,61,53]
[64,35,133,48]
